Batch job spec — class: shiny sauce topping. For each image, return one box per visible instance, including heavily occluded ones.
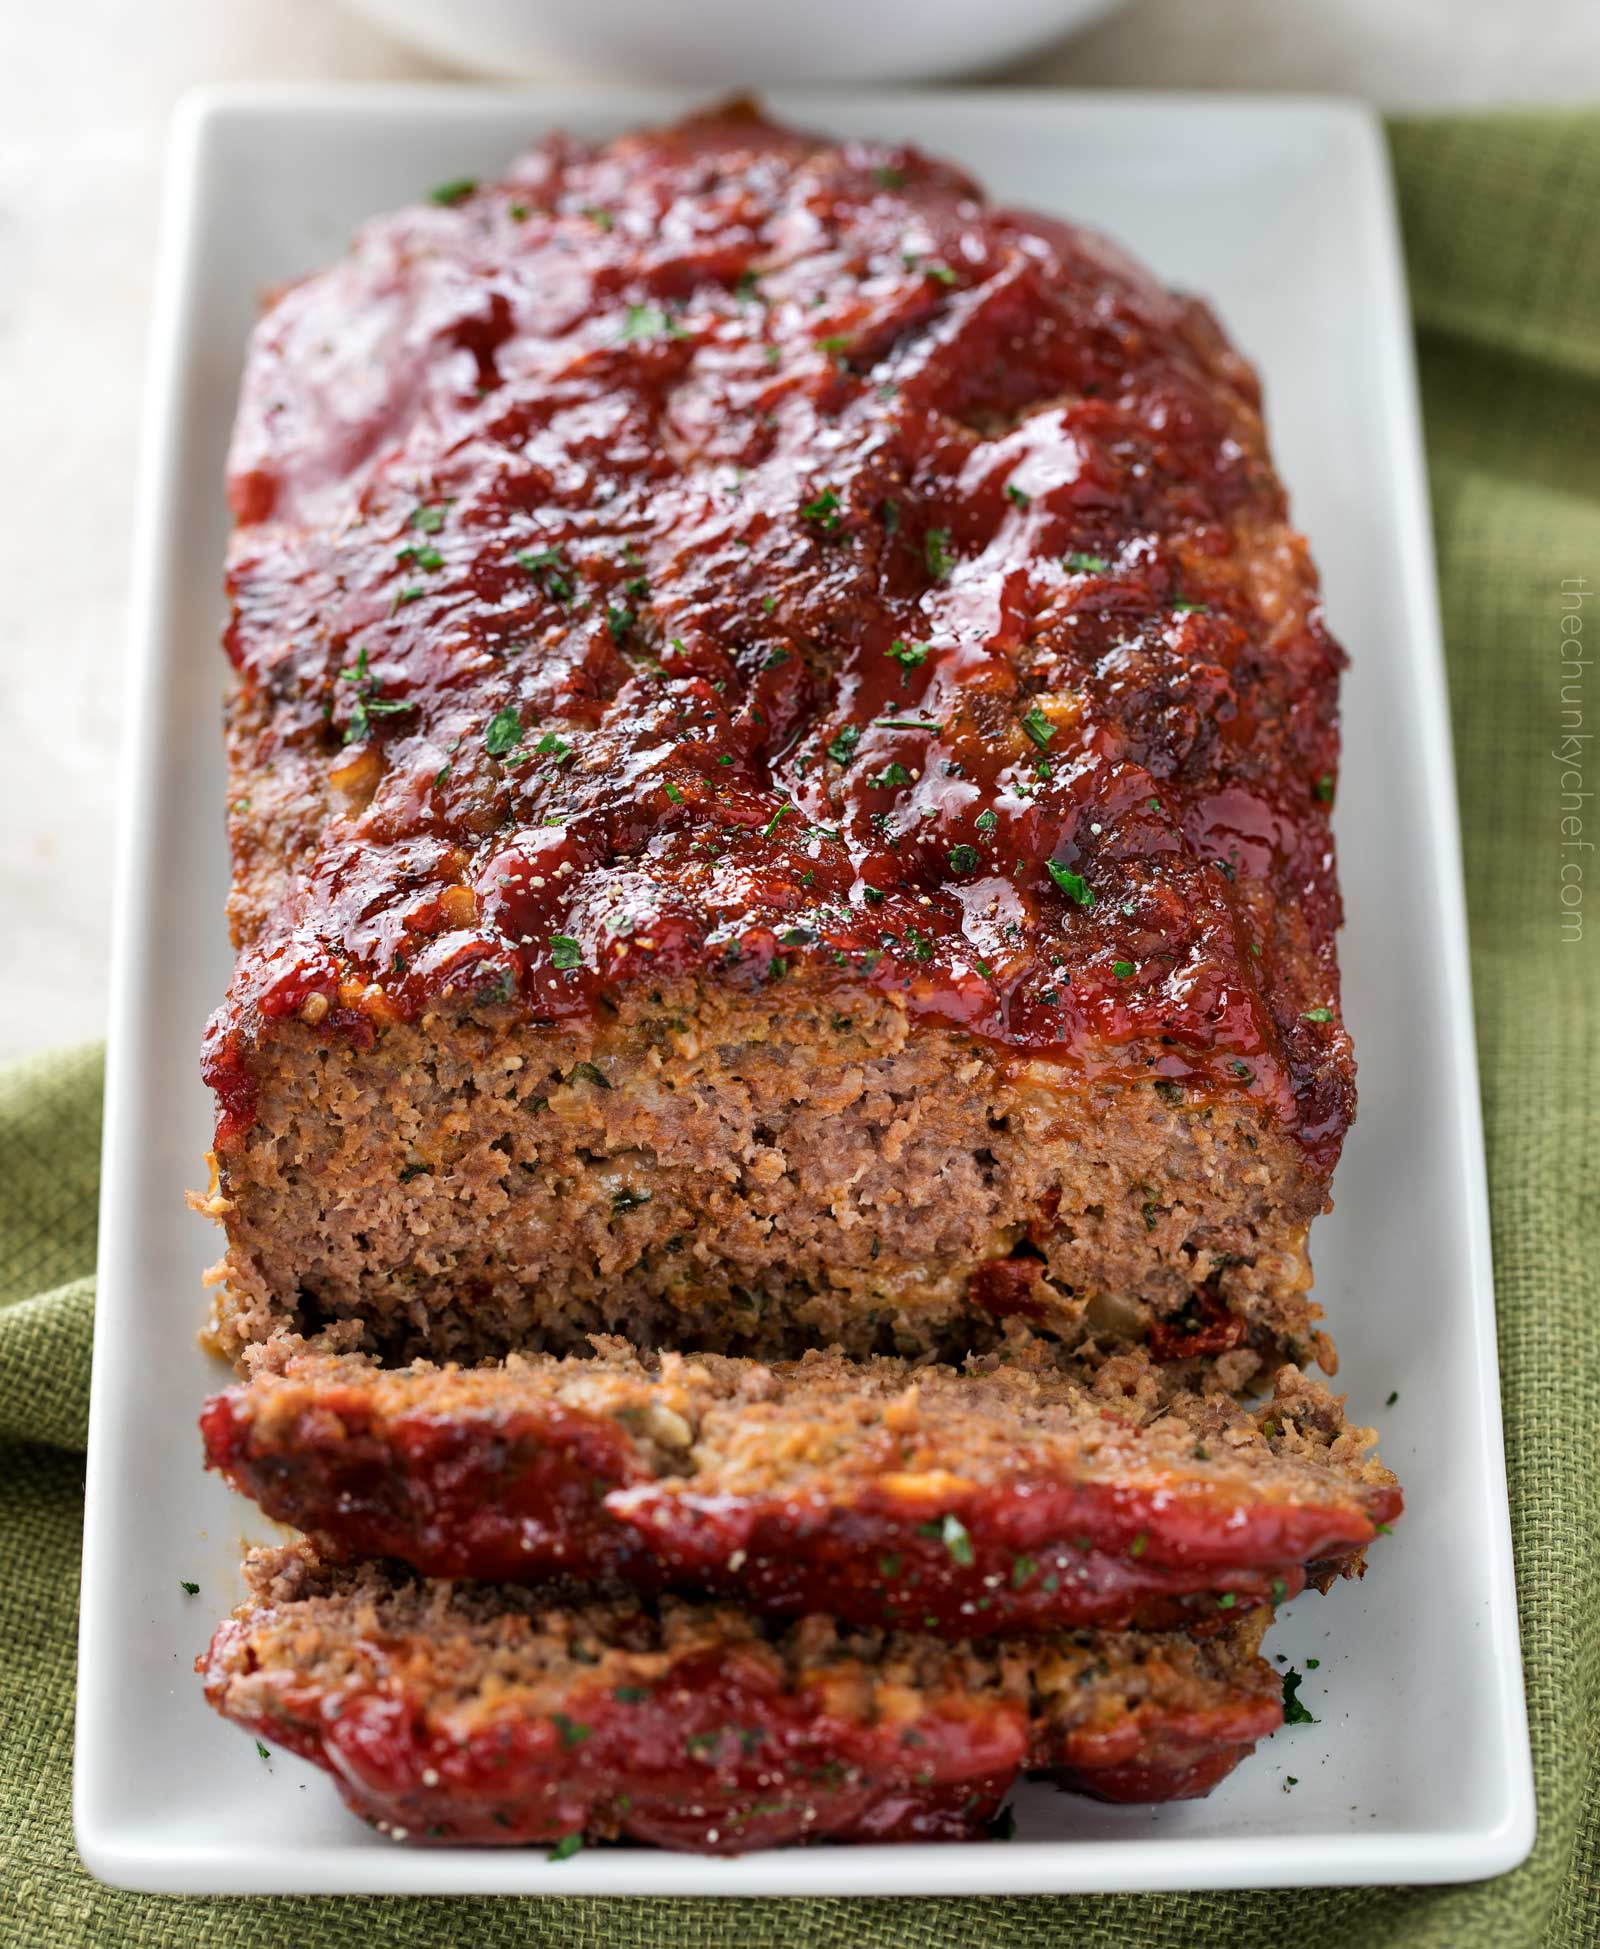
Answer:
[215,106,1350,1161]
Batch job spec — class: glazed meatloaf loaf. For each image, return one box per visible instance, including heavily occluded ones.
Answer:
[204,1340,1399,1633]
[201,1544,1284,1849]
[201,100,1354,1371]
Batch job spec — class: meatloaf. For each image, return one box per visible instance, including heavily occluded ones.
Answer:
[200,100,1353,1370]
[203,1340,1398,1633]
[200,1544,1283,1849]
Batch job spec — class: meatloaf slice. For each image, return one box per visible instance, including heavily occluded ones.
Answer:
[203,102,1354,1370]
[202,1341,1398,1634]
[199,1544,1283,1850]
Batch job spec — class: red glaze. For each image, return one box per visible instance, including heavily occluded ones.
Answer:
[610,1475,1398,1634]
[200,1635,1025,1852]
[199,1389,653,1584]
[1034,1692,1283,1802]
[208,104,1352,1170]
[202,1387,1400,1634]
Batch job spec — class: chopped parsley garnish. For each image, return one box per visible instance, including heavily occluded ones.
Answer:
[921,260,958,285]
[549,935,583,970]
[1307,1658,1321,1670]
[620,302,687,343]
[548,1833,584,1861]
[780,927,814,947]
[880,499,900,532]
[873,164,907,189]
[1004,482,1031,510]
[606,604,633,642]
[579,205,614,230]
[761,594,777,615]
[923,528,953,581]
[1386,1390,1399,1407]
[1301,1005,1334,1022]
[816,333,850,364]
[255,1740,271,1761]
[876,717,942,732]
[179,1580,199,1596]
[1010,1555,1038,1590]
[868,763,910,789]
[975,809,998,833]
[1217,1593,1238,1609]
[762,803,792,838]
[1171,596,1209,614]
[535,730,571,761]
[887,638,932,671]
[1046,862,1094,908]
[1127,1531,1148,1558]
[1270,1577,1288,1605]
[1065,551,1109,574]
[551,1713,591,1748]
[1020,705,1054,750]
[1281,1669,1318,1725]
[338,647,415,745]
[1113,960,1136,980]
[428,177,478,206]
[613,1685,650,1703]
[1315,773,1336,802]
[922,1512,975,1566]
[515,544,573,602]
[396,542,443,571]
[827,724,862,765]
[949,844,980,874]
[410,502,449,533]
[663,781,684,804]
[801,488,842,532]
[483,707,524,759]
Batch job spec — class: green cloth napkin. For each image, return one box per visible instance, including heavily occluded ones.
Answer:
[3,105,1597,1948]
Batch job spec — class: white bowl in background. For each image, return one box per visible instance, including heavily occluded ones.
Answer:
[341,0,1126,85]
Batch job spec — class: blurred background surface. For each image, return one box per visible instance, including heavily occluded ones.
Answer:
[1,0,1593,1059]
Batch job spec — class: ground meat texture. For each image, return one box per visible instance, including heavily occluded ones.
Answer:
[202,102,1354,1368]
[203,1341,1398,1634]
[200,990,1330,1367]
[198,1546,1283,1849]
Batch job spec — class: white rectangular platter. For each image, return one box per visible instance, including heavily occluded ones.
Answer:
[76,83,1533,1896]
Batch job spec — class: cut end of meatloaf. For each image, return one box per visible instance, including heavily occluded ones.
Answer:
[199,1544,1283,1848]
[200,986,1334,1371]
[202,99,1355,1377]
[202,1338,1399,1634]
